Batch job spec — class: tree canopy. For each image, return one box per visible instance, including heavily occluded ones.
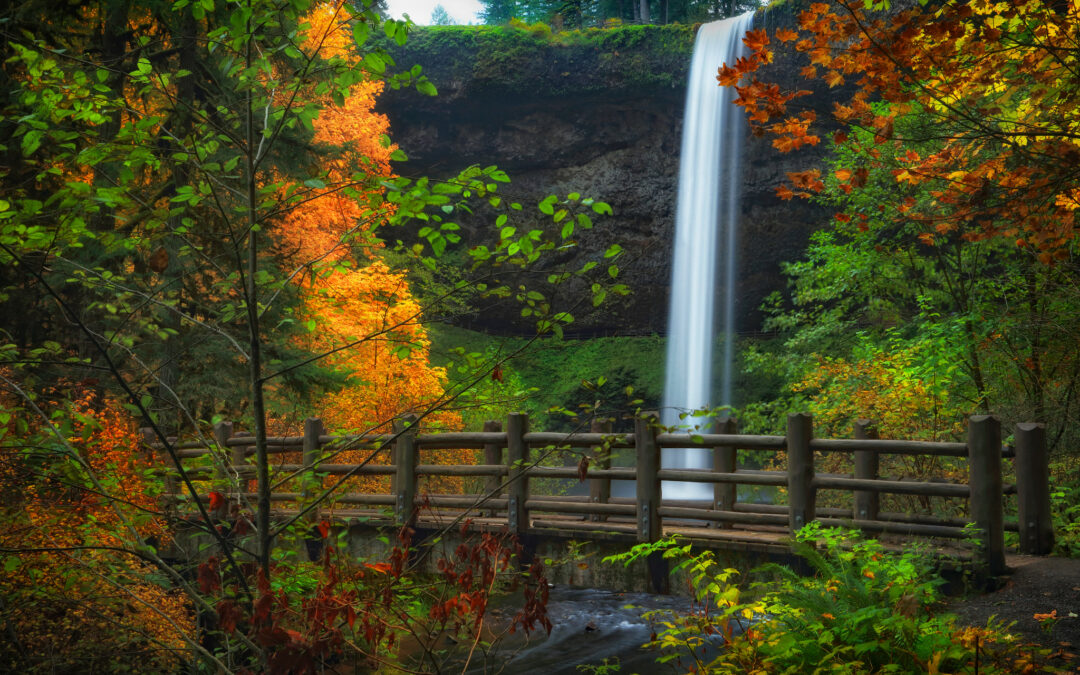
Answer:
[727,0,1080,448]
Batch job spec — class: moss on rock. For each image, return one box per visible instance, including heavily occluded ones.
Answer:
[379,23,697,101]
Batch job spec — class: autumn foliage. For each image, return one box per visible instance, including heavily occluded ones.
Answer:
[271,5,468,495]
[0,384,192,672]
[723,0,1080,263]
[792,347,966,441]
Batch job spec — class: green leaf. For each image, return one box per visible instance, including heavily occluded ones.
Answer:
[416,79,438,97]
[538,195,557,215]
[363,52,386,75]
[21,130,43,156]
[353,21,371,46]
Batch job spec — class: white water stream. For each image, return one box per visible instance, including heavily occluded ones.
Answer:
[661,12,754,501]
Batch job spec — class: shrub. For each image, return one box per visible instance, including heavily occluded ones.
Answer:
[606,525,1038,673]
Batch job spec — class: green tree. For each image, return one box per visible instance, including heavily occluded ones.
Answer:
[430,3,456,24]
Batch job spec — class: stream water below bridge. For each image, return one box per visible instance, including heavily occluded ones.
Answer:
[451,586,726,674]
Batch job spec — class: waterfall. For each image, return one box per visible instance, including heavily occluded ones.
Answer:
[661,12,754,501]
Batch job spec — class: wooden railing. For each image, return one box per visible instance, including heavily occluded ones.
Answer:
[149,412,1055,574]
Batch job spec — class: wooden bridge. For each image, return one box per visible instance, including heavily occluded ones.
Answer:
[153,412,1055,582]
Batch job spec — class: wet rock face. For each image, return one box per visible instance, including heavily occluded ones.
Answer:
[377,13,830,336]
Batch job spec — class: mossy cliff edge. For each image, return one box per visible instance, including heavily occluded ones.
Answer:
[380,23,696,104]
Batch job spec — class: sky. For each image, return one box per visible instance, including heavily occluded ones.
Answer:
[384,0,485,25]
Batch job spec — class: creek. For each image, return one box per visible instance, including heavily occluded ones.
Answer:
[455,585,722,674]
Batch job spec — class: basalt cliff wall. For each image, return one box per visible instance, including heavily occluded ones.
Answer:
[376,5,833,336]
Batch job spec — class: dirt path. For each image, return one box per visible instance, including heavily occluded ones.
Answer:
[945,555,1080,670]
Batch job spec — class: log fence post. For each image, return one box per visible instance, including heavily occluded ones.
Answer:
[968,415,1006,575]
[303,417,324,524]
[1014,422,1054,555]
[482,420,503,517]
[589,417,613,522]
[712,416,737,529]
[786,413,815,533]
[506,413,530,535]
[394,415,418,526]
[853,419,879,521]
[635,411,661,542]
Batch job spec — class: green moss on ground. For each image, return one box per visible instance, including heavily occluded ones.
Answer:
[427,324,666,430]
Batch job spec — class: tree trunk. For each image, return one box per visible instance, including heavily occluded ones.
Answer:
[243,16,272,577]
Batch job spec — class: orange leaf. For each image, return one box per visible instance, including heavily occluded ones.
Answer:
[717,64,741,87]
[775,28,799,43]
[743,29,770,53]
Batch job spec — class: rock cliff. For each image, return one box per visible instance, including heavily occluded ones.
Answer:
[376,7,832,336]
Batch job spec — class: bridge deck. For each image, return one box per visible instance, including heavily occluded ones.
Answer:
[302,508,978,561]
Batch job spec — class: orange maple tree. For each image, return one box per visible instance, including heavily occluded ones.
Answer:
[270,4,467,495]
[722,0,1080,263]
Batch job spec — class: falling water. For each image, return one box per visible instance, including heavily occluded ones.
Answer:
[661,12,754,501]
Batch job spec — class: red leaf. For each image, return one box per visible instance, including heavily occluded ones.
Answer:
[491,365,503,383]
[577,455,590,482]
[217,599,243,634]
[197,557,221,593]
[208,490,225,511]
[317,520,330,539]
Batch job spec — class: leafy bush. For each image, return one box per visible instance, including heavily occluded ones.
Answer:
[607,525,1036,673]
[1050,468,1080,558]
